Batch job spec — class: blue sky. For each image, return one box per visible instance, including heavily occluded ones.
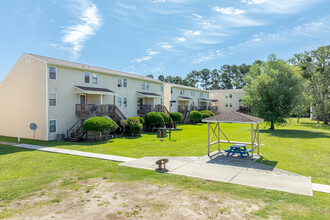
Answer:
[0,0,329,81]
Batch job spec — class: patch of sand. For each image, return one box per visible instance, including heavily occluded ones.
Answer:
[2,178,264,219]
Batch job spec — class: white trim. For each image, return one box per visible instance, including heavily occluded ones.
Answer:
[92,73,98,84]
[84,72,90,84]
[46,63,49,140]
[49,66,57,80]
[49,92,57,107]
[49,119,57,133]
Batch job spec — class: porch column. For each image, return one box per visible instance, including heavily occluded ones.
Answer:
[100,95,103,105]
[251,124,254,160]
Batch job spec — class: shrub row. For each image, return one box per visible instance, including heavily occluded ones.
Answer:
[82,117,117,140]
[120,116,144,136]
[189,110,215,124]
[144,112,183,130]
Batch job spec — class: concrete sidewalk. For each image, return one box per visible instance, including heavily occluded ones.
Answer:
[1,141,135,162]
[120,154,314,196]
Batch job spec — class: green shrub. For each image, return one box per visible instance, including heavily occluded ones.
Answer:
[120,117,143,136]
[83,117,117,140]
[159,112,171,127]
[145,112,164,129]
[200,110,215,119]
[189,111,202,123]
[170,112,183,128]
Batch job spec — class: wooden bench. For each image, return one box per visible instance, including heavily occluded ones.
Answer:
[155,159,169,173]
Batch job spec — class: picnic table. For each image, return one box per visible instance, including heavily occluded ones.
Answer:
[224,144,251,158]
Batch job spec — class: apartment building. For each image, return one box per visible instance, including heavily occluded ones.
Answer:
[0,53,165,141]
[209,89,245,113]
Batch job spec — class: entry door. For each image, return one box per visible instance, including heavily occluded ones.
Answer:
[80,95,86,111]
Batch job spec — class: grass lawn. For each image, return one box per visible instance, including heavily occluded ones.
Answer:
[0,118,329,219]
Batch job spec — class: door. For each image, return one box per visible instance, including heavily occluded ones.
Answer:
[80,95,86,112]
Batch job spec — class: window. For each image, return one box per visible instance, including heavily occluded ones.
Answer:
[161,86,164,92]
[123,79,127,87]
[123,97,127,107]
[229,94,232,98]
[49,93,56,107]
[49,66,56,79]
[117,97,122,107]
[200,92,203,97]
[191,91,195,96]
[92,73,98,84]
[117,78,122,87]
[225,94,229,98]
[225,103,228,107]
[142,82,145,90]
[171,88,173,94]
[230,103,232,107]
[146,82,150,90]
[207,94,209,98]
[180,89,184,95]
[85,72,90,83]
[49,120,56,133]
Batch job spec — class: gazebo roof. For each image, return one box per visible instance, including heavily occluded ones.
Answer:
[202,111,264,124]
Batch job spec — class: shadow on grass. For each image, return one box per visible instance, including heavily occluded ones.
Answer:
[299,122,330,131]
[0,144,35,156]
[260,129,330,139]
[256,156,278,168]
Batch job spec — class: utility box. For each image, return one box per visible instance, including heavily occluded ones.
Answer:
[57,134,65,141]
[157,128,168,138]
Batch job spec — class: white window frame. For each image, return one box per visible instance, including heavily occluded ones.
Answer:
[191,91,194,96]
[49,66,56,80]
[92,73,98,84]
[146,82,150,90]
[230,103,233,107]
[142,82,145,90]
[49,119,57,133]
[118,78,122,87]
[229,94,232,98]
[123,97,127,107]
[49,93,57,107]
[85,72,90,83]
[225,94,229,98]
[225,103,228,107]
[123,79,127,87]
[117,97,122,107]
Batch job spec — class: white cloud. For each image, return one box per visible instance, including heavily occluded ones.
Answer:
[213,7,245,15]
[193,50,222,64]
[60,0,101,59]
[146,49,159,55]
[176,37,186,42]
[133,56,152,63]
[193,13,203,19]
[184,30,201,37]
[160,43,173,49]
[241,0,264,4]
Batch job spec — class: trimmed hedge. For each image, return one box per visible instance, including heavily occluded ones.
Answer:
[120,116,144,136]
[83,117,117,140]
[159,112,171,127]
[170,112,183,128]
[200,110,215,119]
[145,112,164,129]
[189,111,202,123]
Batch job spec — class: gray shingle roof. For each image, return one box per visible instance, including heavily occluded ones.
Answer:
[202,111,264,124]
[29,53,163,84]
[75,86,116,94]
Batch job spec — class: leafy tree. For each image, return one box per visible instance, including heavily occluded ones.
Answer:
[164,76,174,83]
[290,45,330,124]
[146,74,154,79]
[219,65,234,89]
[158,75,165,81]
[185,70,200,87]
[209,69,221,90]
[233,64,250,89]
[172,76,185,85]
[242,54,303,130]
[200,69,211,90]
[83,117,117,140]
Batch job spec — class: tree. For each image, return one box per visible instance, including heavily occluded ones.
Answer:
[200,69,211,90]
[219,65,234,89]
[146,74,154,79]
[233,64,250,89]
[185,70,200,87]
[209,69,221,90]
[164,76,174,83]
[290,45,330,125]
[242,54,303,130]
[158,75,165,81]
[172,76,184,85]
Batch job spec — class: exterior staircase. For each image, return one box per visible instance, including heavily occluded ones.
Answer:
[182,110,190,124]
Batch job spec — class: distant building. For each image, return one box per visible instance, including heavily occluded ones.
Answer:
[209,89,246,114]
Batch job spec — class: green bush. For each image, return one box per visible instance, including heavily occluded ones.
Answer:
[83,117,117,140]
[200,110,215,119]
[120,117,143,136]
[170,112,183,128]
[145,112,164,129]
[159,112,171,127]
[189,111,202,124]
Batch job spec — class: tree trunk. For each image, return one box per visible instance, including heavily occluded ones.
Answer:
[297,117,300,123]
[323,116,328,125]
[270,121,275,130]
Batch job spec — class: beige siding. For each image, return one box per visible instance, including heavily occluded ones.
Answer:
[0,54,47,140]
[47,66,164,140]
[209,91,244,113]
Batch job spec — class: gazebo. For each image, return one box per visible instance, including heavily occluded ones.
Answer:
[202,111,264,159]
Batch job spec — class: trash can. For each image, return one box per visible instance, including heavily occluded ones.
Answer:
[157,128,168,138]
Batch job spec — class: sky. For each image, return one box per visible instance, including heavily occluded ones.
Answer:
[0,0,329,81]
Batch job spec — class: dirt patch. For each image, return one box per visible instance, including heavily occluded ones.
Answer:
[1,178,264,219]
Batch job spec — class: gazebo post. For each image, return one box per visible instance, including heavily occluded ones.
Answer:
[257,123,260,155]
[251,124,254,160]
[207,122,210,156]
[217,122,220,152]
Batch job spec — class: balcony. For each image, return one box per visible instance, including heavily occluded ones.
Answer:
[198,106,207,111]
[75,104,96,116]
[209,106,218,111]
[178,106,188,113]
[190,106,198,111]
[137,104,152,114]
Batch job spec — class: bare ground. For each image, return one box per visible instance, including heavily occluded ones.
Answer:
[1,178,264,219]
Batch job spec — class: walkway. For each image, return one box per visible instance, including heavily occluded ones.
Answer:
[0,141,135,162]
